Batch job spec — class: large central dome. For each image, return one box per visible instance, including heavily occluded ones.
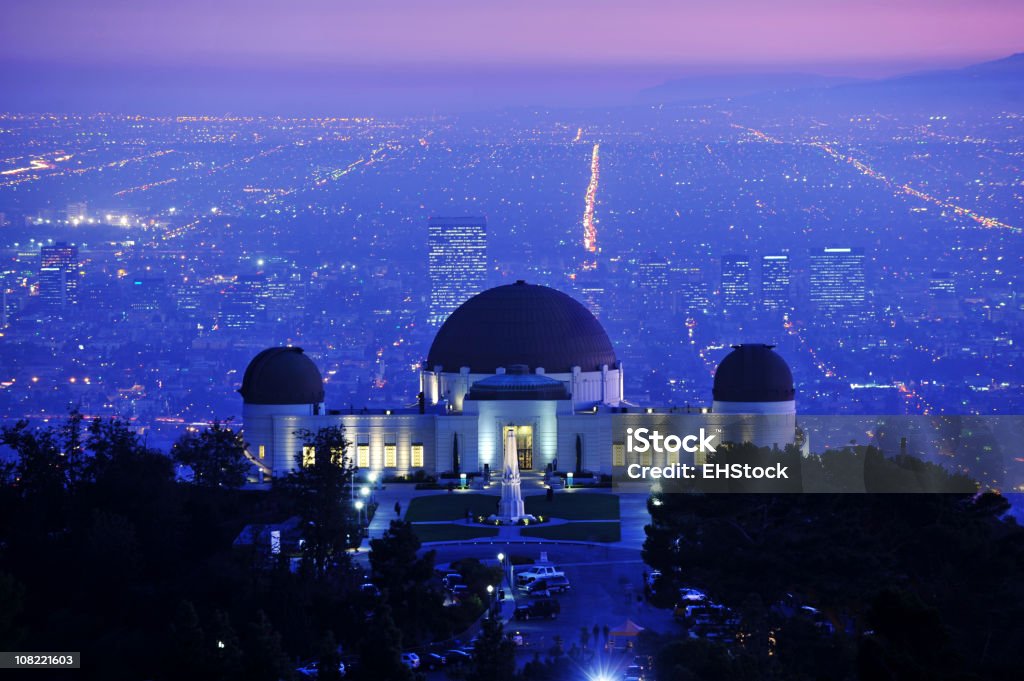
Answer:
[427,281,617,374]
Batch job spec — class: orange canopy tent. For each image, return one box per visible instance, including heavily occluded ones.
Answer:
[608,619,645,648]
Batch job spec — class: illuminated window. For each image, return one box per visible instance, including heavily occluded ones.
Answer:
[384,444,397,468]
[612,444,625,467]
[667,451,680,466]
[641,451,652,466]
[258,444,265,459]
[357,444,369,469]
[302,446,315,467]
[411,443,424,468]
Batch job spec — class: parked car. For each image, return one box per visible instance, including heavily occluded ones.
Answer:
[422,653,446,670]
[623,665,645,681]
[445,649,472,666]
[678,587,708,603]
[673,588,709,617]
[515,563,565,586]
[401,652,420,669]
[525,575,571,594]
[514,597,561,620]
[443,572,463,588]
[295,660,346,678]
[799,606,835,634]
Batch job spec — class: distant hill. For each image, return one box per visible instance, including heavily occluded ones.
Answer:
[755,53,1024,113]
[825,52,1024,110]
[637,72,856,104]
[640,53,1024,112]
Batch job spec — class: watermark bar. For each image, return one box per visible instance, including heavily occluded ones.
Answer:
[610,414,1024,493]
[0,652,81,669]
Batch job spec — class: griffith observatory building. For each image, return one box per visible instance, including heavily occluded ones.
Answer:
[240,281,798,479]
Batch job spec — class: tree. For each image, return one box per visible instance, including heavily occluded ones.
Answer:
[353,605,412,681]
[453,433,460,475]
[1,416,80,531]
[172,420,249,488]
[276,426,357,579]
[369,520,445,642]
[469,617,515,681]
[164,601,210,679]
[0,571,25,648]
[209,609,244,681]
[243,610,293,681]
[317,629,345,681]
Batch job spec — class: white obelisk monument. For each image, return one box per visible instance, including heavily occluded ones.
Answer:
[498,426,526,522]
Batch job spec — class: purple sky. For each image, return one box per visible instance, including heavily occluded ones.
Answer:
[1,0,1021,113]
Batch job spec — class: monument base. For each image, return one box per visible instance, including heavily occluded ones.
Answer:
[485,513,538,526]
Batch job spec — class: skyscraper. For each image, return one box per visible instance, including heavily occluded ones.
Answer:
[720,254,752,314]
[761,254,791,312]
[636,255,669,310]
[809,247,866,321]
[428,217,487,326]
[928,271,959,319]
[65,202,88,223]
[39,242,79,309]
[222,274,266,330]
[129,277,166,314]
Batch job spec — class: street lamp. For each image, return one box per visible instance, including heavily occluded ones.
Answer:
[486,584,495,618]
[360,486,370,498]
[354,499,365,526]
[497,552,508,590]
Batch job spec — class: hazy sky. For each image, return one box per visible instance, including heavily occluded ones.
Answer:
[1,0,1021,113]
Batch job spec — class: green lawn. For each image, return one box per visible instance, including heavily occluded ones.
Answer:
[520,521,621,543]
[405,491,621,522]
[405,494,500,522]
[411,523,500,543]
[524,493,620,520]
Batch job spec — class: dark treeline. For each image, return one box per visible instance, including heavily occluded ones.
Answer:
[643,445,1024,680]
[3,412,1023,680]
[0,413,496,680]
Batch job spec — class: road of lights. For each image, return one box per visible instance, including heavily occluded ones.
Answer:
[582,143,600,253]
[734,122,1019,234]
[782,315,936,415]
[0,157,54,175]
[0,148,176,189]
[809,141,1021,234]
[114,178,177,196]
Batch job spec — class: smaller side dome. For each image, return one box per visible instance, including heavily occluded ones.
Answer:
[240,347,325,405]
[713,344,795,403]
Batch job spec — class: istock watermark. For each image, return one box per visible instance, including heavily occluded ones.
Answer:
[626,427,718,454]
[610,415,1024,493]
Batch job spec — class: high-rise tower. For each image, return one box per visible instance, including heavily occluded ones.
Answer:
[809,247,866,322]
[760,254,791,312]
[720,254,752,314]
[39,242,79,309]
[428,217,487,326]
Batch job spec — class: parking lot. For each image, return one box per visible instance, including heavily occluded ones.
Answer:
[506,559,673,662]
[416,543,677,678]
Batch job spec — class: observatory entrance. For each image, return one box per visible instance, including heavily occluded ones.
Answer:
[504,425,534,470]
